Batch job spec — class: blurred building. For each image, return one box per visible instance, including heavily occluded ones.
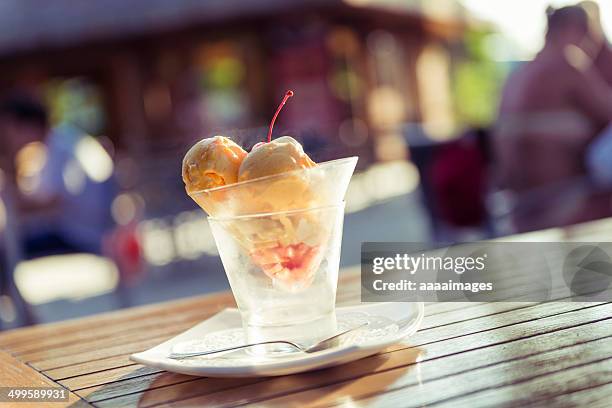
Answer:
[0,0,478,214]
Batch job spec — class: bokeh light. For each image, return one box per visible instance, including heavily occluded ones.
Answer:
[111,193,142,226]
[339,118,369,148]
[74,135,114,183]
[14,255,119,305]
[0,198,6,232]
[15,141,48,195]
[62,159,87,195]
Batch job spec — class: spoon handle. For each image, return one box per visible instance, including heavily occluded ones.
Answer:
[168,340,302,359]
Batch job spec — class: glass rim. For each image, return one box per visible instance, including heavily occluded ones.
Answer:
[207,202,346,222]
[188,156,358,196]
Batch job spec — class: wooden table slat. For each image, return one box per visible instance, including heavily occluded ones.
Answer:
[410,302,606,346]
[21,319,199,364]
[3,216,612,407]
[59,301,606,392]
[137,324,612,408]
[526,381,612,408]
[39,299,605,381]
[32,334,179,372]
[0,293,234,348]
[432,359,612,408]
[321,351,612,408]
[0,350,88,407]
[8,306,213,357]
[78,316,611,406]
[44,354,135,382]
[80,303,611,407]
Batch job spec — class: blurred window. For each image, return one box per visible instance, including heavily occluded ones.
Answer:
[194,42,250,129]
[417,43,455,139]
[44,78,106,135]
[327,27,369,150]
[366,30,409,160]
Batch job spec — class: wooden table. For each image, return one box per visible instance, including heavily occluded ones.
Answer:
[1,219,612,407]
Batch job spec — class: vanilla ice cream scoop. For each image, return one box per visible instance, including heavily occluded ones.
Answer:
[238,136,315,182]
[182,136,247,193]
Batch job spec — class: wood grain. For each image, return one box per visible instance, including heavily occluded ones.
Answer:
[527,382,612,408]
[41,300,600,383]
[260,325,611,407]
[433,359,612,408]
[8,306,212,357]
[0,292,234,349]
[87,303,611,407]
[1,217,612,407]
[0,350,88,407]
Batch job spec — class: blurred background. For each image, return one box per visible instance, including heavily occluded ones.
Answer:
[0,0,611,327]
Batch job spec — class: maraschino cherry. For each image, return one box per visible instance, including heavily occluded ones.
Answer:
[252,90,294,150]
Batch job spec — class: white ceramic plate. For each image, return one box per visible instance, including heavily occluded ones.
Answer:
[130,302,424,377]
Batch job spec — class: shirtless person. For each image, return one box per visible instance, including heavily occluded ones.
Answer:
[580,1,612,86]
[494,5,612,232]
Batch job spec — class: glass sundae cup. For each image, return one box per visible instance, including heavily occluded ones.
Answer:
[191,157,357,354]
[208,203,345,353]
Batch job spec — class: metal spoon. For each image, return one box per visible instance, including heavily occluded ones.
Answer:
[167,322,370,360]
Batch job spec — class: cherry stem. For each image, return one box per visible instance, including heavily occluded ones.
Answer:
[267,90,294,143]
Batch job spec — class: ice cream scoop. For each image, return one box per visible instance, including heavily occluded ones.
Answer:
[238,136,316,181]
[181,91,356,294]
[182,136,247,193]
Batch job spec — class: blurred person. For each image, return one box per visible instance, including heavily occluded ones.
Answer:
[102,189,144,307]
[30,123,117,255]
[0,175,35,327]
[581,1,612,187]
[494,5,612,232]
[580,1,612,85]
[586,123,612,186]
[0,94,116,257]
[0,94,56,239]
[0,94,49,179]
[0,94,49,325]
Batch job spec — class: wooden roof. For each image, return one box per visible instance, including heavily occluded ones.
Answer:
[0,0,471,56]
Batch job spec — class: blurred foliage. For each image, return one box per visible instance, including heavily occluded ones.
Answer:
[196,42,249,126]
[452,30,506,127]
[200,56,245,90]
[44,78,105,135]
